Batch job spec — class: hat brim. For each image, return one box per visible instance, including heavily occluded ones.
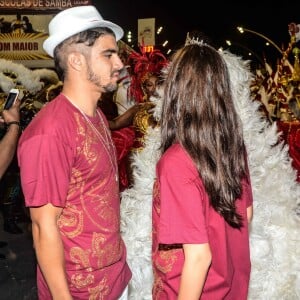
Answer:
[43,20,123,57]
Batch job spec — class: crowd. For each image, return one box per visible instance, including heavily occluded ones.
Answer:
[0,13,35,34]
[0,4,299,300]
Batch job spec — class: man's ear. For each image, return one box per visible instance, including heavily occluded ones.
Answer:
[68,52,85,71]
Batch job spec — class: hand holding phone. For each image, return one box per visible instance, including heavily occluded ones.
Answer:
[4,88,19,110]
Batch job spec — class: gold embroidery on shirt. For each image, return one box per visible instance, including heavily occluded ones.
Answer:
[92,232,123,268]
[58,204,84,238]
[71,272,94,289]
[62,111,122,298]
[157,249,179,273]
[153,272,164,300]
[75,112,98,164]
[70,246,91,270]
[153,249,181,298]
[88,276,109,300]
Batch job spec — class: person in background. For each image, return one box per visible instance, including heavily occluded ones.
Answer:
[100,95,144,192]
[128,48,168,150]
[100,48,168,191]
[11,13,24,33]
[152,36,253,299]
[127,47,168,105]
[0,97,21,259]
[22,16,35,33]
[17,5,131,299]
[0,17,12,33]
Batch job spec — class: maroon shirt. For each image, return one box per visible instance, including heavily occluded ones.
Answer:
[152,143,252,299]
[18,94,131,299]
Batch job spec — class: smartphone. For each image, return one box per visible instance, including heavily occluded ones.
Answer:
[3,88,19,110]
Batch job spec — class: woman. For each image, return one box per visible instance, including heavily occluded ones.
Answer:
[120,33,300,300]
[152,38,253,299]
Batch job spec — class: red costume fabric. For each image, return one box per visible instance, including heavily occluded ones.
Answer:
[18,94,131,299]
[112,126,136,192]
[152,143,253,299]
[277,120,300,182]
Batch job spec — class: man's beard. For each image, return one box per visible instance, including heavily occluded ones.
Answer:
[87,66,118,93]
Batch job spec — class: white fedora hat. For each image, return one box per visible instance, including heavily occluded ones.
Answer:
[43,5,124,57]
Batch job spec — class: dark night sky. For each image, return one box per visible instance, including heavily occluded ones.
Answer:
[94,0,300,67]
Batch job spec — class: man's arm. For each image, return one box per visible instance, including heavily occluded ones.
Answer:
[0,98,20,179]
[0,124,20,179]
[30,203,72,300]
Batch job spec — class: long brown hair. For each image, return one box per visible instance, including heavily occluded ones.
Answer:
[160,42,248,228]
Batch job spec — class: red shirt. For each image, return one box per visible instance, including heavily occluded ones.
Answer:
[152,143,252,299]
[18,94,131,299]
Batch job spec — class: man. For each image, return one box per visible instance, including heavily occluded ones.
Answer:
[22,16,35,33]
[11,13,24,34]
[0,96,21,259]
[18,5,131,299]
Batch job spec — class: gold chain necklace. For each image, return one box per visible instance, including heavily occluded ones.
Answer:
[65,96,118,182]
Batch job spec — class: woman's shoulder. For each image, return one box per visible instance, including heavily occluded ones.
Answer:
[160,144,193,171]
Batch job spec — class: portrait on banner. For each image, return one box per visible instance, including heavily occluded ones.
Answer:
[138,18,155,46]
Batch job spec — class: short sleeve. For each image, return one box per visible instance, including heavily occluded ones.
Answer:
[18,134,73,207]
[157,147,209,245]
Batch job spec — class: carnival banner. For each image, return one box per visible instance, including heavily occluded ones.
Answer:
[0,1,92,67]
[0,13,54,67]
[0,0,91,11]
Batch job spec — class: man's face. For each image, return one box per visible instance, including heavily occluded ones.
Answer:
[85,34,124,93]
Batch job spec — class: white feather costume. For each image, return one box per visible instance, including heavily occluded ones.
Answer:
[120,50,300,299]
